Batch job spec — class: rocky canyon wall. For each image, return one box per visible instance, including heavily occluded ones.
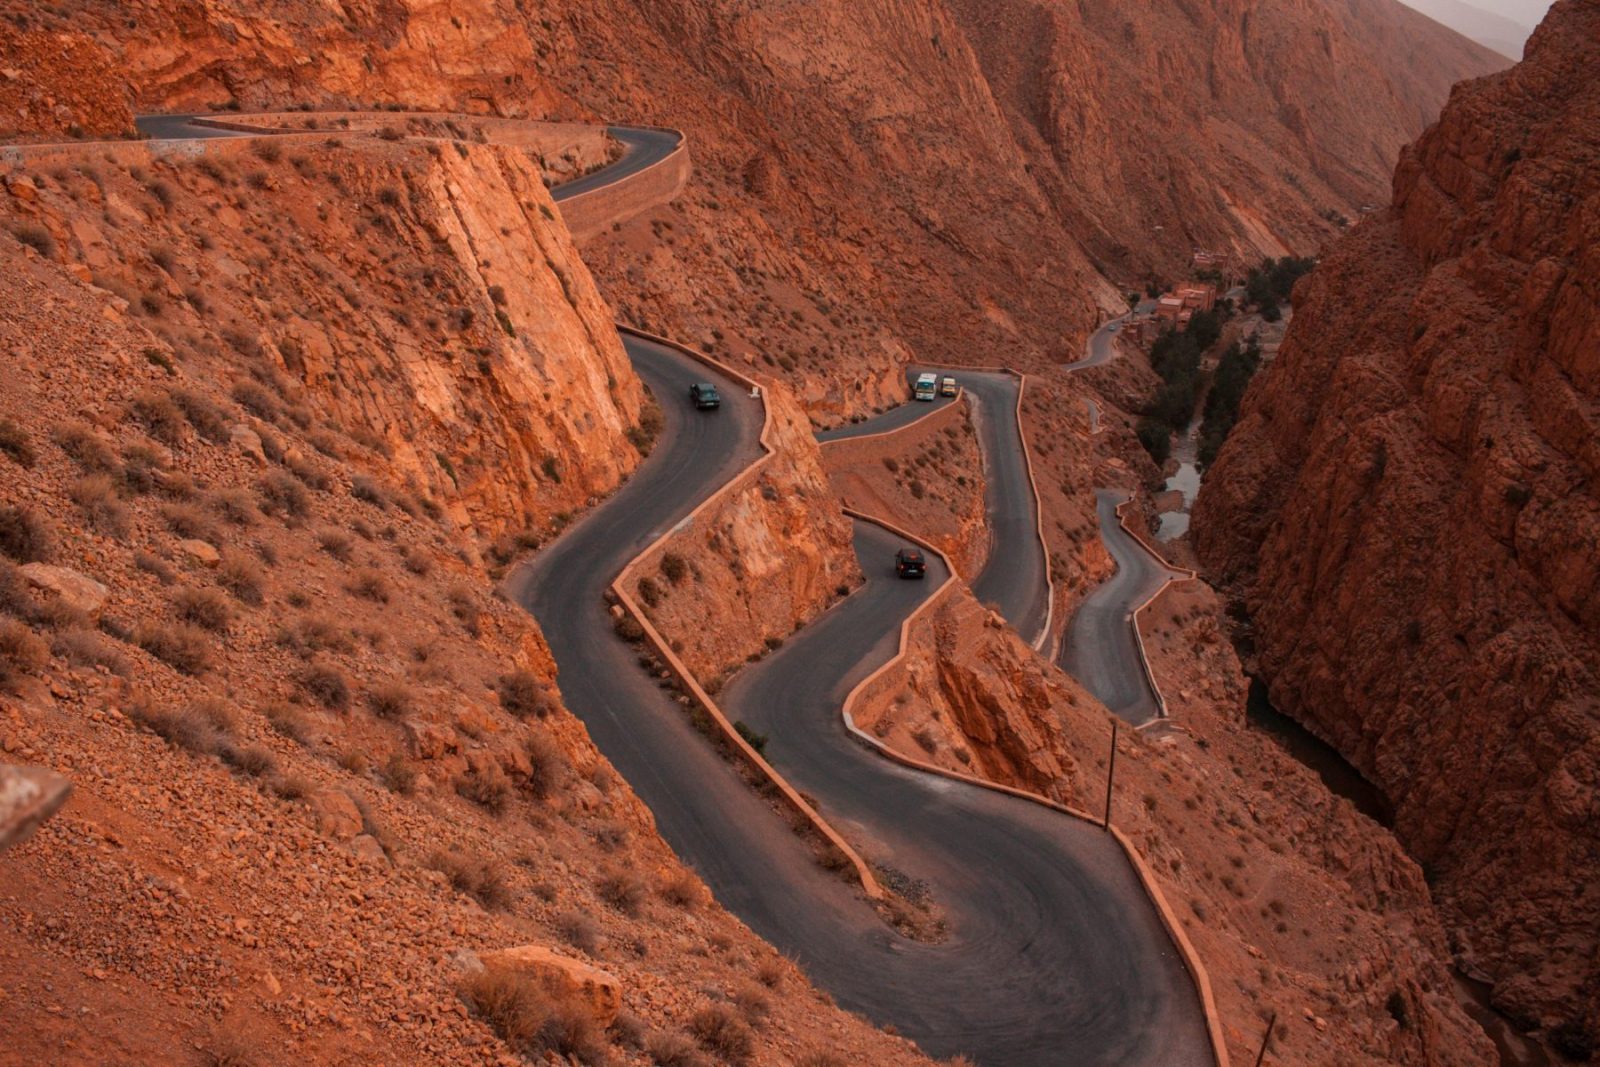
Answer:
[3,129,646,549]
[1194,0,1600,1044]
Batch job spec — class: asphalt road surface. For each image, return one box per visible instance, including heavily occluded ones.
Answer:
[818,368,1050,648]
[514,339,1209,1065]
[550,126,682,202]
[1068,315,1127,370]
[135,115,252,140]
[1058,490,1189,725]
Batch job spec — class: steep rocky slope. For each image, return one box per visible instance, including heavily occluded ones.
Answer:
[10,0,1501,422]
[0,130,934,1066]
[1195,0,1599,1046]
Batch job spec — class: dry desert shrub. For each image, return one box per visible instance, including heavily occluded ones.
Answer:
[460,969,607,1062]
[497,669,551,719]
[347,568,390,603]
[174,586,232,632]
[128,695,234,756]
[217,551,265,605]
[160,502,221,543]
[367,680,414,720]
[455,764,512,815]
[660,867,705,910]
[69,474,130,535]
[52,421,117,473]
[0,505,53,563]
[379,753,417,795]
[645,1032,711,1067]
[597,869,650,916]
[555,910,600,954]
[428,849,514,910]
[298,661,351,711]
[0,619,48,691]
[277,614,355,657]
[688,1003,753,1064]
[0,418,36,468]
[129,389,186,445]
[400,545,432,575]
[134,621,213,675]
[258,470,309,517]
[52,628,131,676]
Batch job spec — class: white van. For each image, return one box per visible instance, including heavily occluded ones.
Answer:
[914,372,939,401]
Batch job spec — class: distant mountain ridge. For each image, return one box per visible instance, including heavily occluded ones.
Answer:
[1399,0,1536,57]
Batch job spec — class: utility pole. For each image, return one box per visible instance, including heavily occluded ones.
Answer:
[1253,1011,1278,1067]
[1102,720,1119,829]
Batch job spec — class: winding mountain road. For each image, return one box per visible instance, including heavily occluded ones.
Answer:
[111,116,1211,1064]
[819,369,1050,649]
[1060,318,1193,725]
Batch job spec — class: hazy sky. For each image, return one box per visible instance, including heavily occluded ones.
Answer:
[1481,0,1555,26]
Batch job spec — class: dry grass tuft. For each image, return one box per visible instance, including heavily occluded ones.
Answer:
[689,1003,754,1064]
[0,619,48,691]
[461,969,607,1062]
[134,621,213,675]
[0,505,53,564]
[174,586,232,632]
[597,869,650,916]
[428,849,514,910]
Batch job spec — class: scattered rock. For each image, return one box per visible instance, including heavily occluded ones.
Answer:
[19,563,108,620]
[177,539,220,567]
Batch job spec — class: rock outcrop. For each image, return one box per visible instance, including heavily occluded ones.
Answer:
[628,381,862,684]
[1194,0,1599,1042]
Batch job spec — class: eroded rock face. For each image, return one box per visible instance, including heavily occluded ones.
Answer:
[628,381,862,682]
[1194,0,1600,1037]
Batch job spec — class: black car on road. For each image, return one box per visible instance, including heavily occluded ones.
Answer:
[894,548,926,579]
[689,382,721,410]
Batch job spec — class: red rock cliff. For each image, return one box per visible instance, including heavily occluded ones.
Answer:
[1194,0,1600,1044]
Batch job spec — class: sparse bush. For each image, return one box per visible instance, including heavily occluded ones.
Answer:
[689,1004,753,1064]
[554,911,600,954]
[299,661,351,710]
[522,730,565,800]
[0,505,53,563]
[128,695,231,754]
[271,773,313,801]
[497,670,551,719]
[134,550,176,585]
[277,615,354,657]
[428,849,514,909]
[263,701,310,744]
[217,551,265,605]
[0,619,48,691]
[70,474,130,535]
[401,546,432,576]
[350,475,387,508]
[661,868,704,910]
[134,621,213,675]
[597,869,649,916]
[229,380,277,420]
[380,753,417,795]
[460,968,607,1062]
[12,223,55,257]
[210,488,258,526]
[456,764,512,814]
[161,503,220,543]
[258,470,309,517]
[0,417,36,467]
[174,586,232,632]
[367,680,414,720]
[130,389,187,445]
[646,1033,710,1067]
[286,454,331,491]
[52,627,131,676]
[317,527,354,561]
[660,552,688,584]
[52,421,118,473]
[638,576,661,607]
[347,568,390,603]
